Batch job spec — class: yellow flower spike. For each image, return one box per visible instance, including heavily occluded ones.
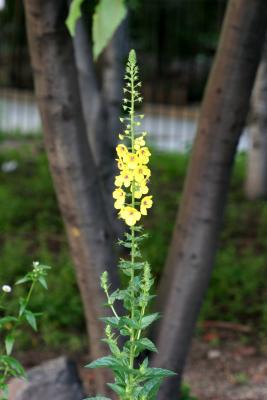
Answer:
[120,206,141,226]
[140,195,153,216]
[116,144,128,159]
[137,147,151,164]
[126,152,139,170]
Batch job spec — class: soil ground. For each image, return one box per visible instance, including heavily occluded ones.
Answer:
[19,334,267,400]
[184,335,267,400]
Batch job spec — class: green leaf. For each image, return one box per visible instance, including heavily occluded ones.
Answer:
[25,310,37,331]
[38,276,48,290]
[100,317,119,328]
[146,367,177,379]
[5,334,15,356]
[66,0,86,36]
[107,382,125,396]
[0,356,25,378]
[136,338,158,353]
[15,276,30,285]
[19,298,27,317]
[139,377,162,399]
[93,0,127,60]
[85,356,118,369]
[140,313,160,329]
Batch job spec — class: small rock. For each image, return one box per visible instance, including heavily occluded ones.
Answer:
[207,349,221,359]
[9,357,85,400]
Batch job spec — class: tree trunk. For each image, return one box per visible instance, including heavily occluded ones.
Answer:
[152,1,267,399]
[23,0,117,395]
[245,39,267,199]
[71,13,126,238]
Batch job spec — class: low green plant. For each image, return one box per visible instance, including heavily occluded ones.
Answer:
[85,50,175,399]
[0,262,50,399]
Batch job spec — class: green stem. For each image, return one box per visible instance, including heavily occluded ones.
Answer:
[128,60,137,389]
[104,288,119,320]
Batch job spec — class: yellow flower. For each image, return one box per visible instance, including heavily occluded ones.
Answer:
[115,174,124,187]
[113,188,126,209]
[114,197,125,209]
[133,180,149,199]
[126,152,139,170]
[137,147,151,164]
[116,144,128,160]
[140,195,153,215]
[120,206,141,226]
[117,159,125,170]
[121,169,133,187]
[134,165,151,183]
[134,136,146,150]
[113,188,125,199]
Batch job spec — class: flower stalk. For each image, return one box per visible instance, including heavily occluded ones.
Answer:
[85,50,175,400]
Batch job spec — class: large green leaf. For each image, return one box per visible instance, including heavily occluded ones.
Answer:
[93,0,127,60]
[66,0,86,36]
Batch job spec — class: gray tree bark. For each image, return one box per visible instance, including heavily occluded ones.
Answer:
[23,0,118,395]
[246,40,267,199]
[72,15,126,237]
[152,1,267,399]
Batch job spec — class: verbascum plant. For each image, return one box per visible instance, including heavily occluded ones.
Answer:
[85,50,175,400]
[0,262,50,400]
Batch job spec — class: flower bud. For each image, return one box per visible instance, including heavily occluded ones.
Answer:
[2,285,12,293]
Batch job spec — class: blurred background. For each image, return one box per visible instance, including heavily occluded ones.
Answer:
[2,1,267,399]
[0,0,228,148]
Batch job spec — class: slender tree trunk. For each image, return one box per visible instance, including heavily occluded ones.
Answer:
[71,13,126,238]
[152,1,267,399]
[246,39,267,199]
[23,0,117,395]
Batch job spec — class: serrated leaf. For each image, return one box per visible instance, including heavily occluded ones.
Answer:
[85,356,118,369]
[25,310,37,331]
[93,0,127,60]
[146,367,177,378]
[5,334,15,355]
[66,0,86,36]
[137,338,158,353]
[140,313,160,329]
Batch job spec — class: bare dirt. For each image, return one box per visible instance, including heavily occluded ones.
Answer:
[185,335,267,400]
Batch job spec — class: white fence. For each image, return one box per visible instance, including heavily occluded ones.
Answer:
[0,89,249,152]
